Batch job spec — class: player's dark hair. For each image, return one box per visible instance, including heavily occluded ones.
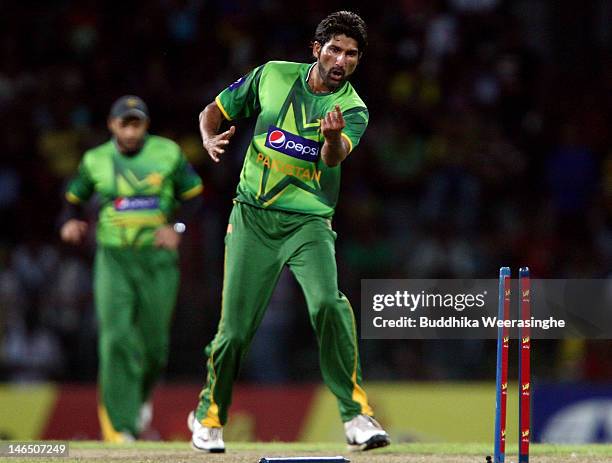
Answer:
[314,11,368,57]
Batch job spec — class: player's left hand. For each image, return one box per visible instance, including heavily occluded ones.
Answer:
[154,225,181,250]
[320,105,345,143]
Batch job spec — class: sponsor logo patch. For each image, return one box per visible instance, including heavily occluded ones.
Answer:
[264,125,320,162]
[268,130,286,148]
[114,196,160,211]
[228,76,247,91]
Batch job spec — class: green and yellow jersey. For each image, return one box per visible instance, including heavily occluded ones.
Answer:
[66,135,203,247]
[216,61,369,217]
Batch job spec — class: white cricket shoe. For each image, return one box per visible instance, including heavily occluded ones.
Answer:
[187,410,225,453]
[137,401,153,434]
[344,414,390,451]
[116,432,136,443]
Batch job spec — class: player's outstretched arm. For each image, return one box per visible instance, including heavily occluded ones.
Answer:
[320,105,349,167]
[199,101,236,163]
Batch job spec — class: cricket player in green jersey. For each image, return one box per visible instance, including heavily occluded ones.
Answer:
[188,11,390,452]
[60,96,203,442]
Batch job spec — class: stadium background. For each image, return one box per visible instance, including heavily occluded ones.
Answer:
[0,0,611,443]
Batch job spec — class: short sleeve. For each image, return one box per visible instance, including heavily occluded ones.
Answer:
[65,158,95,204]
[172,154,203,201]
[215,64,265,121]
[341,107,369,153]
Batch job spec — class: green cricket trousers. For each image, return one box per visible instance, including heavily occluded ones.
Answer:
[196,202,373,427]
[94,246,179,440]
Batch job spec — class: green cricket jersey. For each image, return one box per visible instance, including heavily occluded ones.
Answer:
[216,61,369,217]
[66,135,203,247]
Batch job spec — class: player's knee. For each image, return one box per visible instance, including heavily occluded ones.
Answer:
[100,330,133,355]
[223,330,250,350]
[100,330,130,349]
[146,342,169,367]
[310,293,342,319]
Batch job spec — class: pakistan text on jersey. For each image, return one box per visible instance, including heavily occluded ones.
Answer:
[256,153,322,182]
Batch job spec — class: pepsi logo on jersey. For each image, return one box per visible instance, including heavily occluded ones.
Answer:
[264,125,320,162]
[268,130,286,148]
[114,196,160,211]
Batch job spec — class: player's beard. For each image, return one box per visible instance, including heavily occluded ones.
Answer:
[317,62,346,90]
[116,136,145,155]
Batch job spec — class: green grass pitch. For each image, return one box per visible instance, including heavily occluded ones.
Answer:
[3,441,612,463]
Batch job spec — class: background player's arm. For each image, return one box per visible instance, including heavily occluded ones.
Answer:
[154,153,204,249]
[199,101,235,163]
[154,195,203,249]
[60,216,88,244]
[60,158,94,244]
[59,196,88,245]
[321,105,350,167]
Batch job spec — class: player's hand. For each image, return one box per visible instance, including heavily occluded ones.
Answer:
[154,225,181,250]
[60,219,88,245]
[320,105,345,143]
[203,126,236,163]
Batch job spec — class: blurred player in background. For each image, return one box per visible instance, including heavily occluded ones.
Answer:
[60,96,203,442]
[189,11,390,453]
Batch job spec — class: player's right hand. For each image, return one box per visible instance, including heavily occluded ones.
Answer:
[60,219,88,244]
[203,126,236,163]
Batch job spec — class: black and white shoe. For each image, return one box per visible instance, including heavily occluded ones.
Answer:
[187,410,225,453]
[344,414,390,451]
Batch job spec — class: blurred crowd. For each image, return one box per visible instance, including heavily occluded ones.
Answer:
[0,0,611,383]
